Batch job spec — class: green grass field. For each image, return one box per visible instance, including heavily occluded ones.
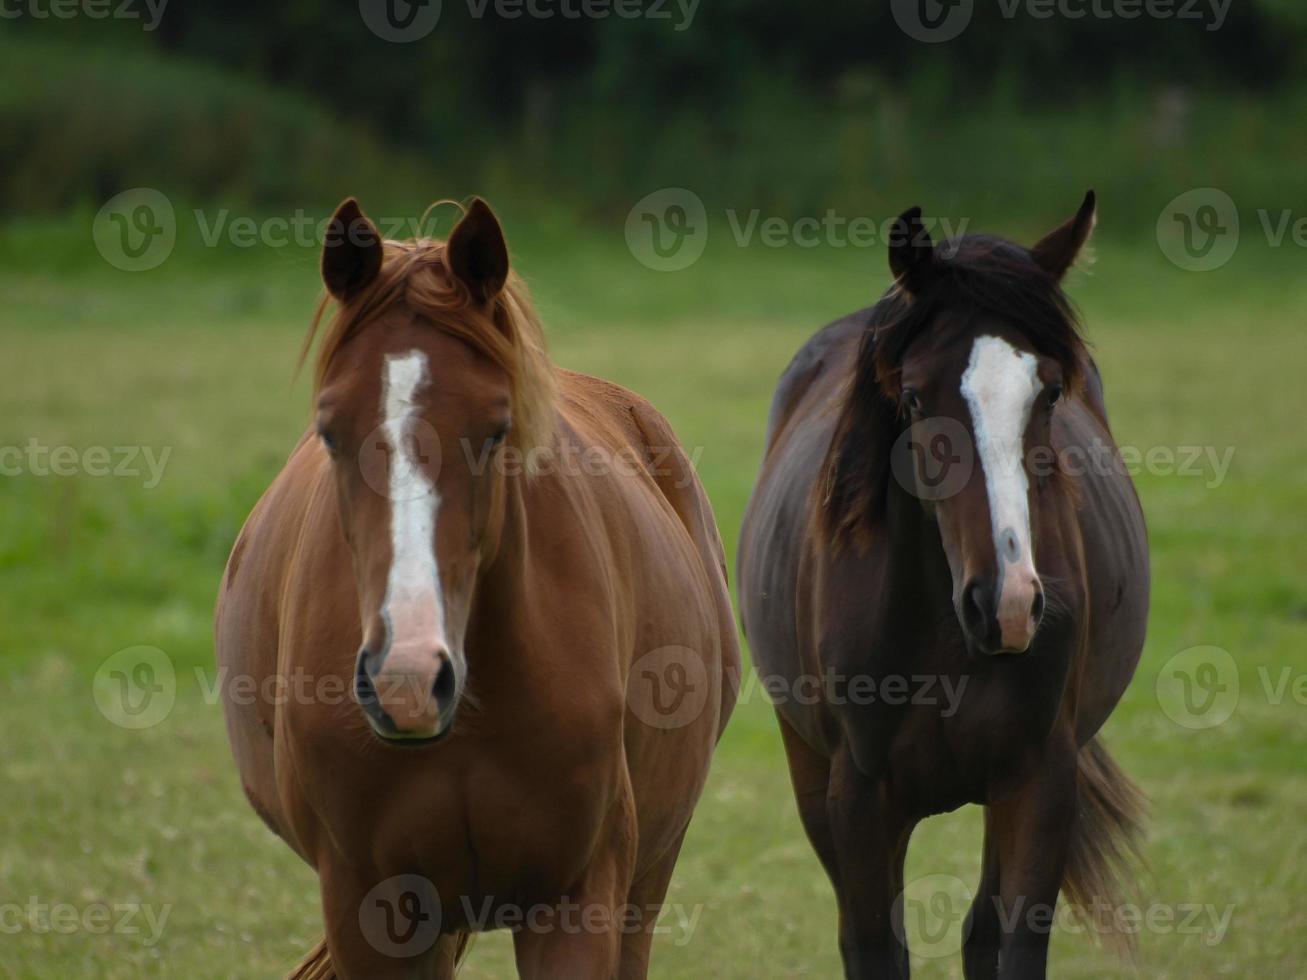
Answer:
[1,210,1305,978]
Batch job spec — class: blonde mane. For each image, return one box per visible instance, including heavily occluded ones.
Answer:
[300,236,558,456]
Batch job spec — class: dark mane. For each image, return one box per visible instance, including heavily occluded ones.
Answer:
[819,234,1089,547]
[872,234,1087,395]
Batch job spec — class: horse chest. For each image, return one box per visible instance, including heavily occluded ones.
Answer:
[852,667,1065,816]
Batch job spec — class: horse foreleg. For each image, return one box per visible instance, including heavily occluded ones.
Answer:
[826,741,915,980]
[512,793,638,980]
[316,861,456,980]
[962,808,1002,980]
[777,712,840,887]
[988,745,1078,980]
[614,826,689,980]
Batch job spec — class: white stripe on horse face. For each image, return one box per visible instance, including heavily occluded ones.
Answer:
[379,350,447,652]
[960,335,1041,597]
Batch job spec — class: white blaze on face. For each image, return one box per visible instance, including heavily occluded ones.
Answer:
[379,350,448,662]
[960,335,1042,650]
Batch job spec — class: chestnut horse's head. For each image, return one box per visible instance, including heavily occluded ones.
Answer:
[824,193,1096,656]
[306,198,555,743]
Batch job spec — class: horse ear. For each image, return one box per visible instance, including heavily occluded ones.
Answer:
[1031,190,1097,281]
[888,206,934,296]
[447,197,509,304]
[322,198,382,302]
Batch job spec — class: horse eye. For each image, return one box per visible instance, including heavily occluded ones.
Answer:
[490,423,511,445]
[1047,384,1063,407]
[902,390,923,416]
[317,426,338,454]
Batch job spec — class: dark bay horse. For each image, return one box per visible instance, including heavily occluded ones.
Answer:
[215,198,738,979]
[738,193,1148,978]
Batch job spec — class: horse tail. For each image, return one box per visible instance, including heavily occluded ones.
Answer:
[1063,737,1147,958]
[286,936,335,980]
[284,932,475,979]
[454,932,477,971]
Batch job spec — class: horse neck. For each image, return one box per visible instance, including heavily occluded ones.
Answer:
[880,481,953,610]
[466,466,532,644]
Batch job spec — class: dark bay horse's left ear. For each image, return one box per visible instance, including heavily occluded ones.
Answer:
[322,198,383,303]
[447,197,510,304]
[1031,190,1097,281]
[888,206,934,296]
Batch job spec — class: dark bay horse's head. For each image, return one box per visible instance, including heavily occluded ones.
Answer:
[307,198,555,742]
[823,193,1096,656]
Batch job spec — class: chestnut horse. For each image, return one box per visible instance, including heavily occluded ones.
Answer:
[738,193,1148,978]
[215,198,738,979]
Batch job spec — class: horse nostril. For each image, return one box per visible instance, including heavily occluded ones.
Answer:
[961,580,992,641]
[1031,589,1046,623]
[431,653,457,713]
[354,650,379,707]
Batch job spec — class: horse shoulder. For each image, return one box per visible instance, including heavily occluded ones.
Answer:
[763,312,867,452]
[214,434,335,854]
[558,370,722,568]
[1057,399,1150,739]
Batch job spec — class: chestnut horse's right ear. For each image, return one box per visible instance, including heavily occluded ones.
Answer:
[446,197,510,304]
[322,198,383,303]
[888,206,934,296]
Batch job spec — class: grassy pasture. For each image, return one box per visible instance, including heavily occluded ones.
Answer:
[0,212,1304,978]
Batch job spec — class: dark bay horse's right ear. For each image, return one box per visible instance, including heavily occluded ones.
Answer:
[888,206,934,296]
[1031,190,1097,281]
[322,198,383,302]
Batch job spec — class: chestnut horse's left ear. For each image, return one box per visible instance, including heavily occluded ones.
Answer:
[1031,190,1097,281]
[322,198,383,302]
[447,197,509,304]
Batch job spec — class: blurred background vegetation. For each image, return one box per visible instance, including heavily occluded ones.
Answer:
[4,0,1307,230]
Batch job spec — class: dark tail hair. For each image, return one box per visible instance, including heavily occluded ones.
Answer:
[1063,738,1148,958]
[287,933,475,979]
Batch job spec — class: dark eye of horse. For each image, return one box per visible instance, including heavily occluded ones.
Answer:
[902,390,923,417]
[1047,384,1063,408]
[317,427,338,455]
[490,423,511,446]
